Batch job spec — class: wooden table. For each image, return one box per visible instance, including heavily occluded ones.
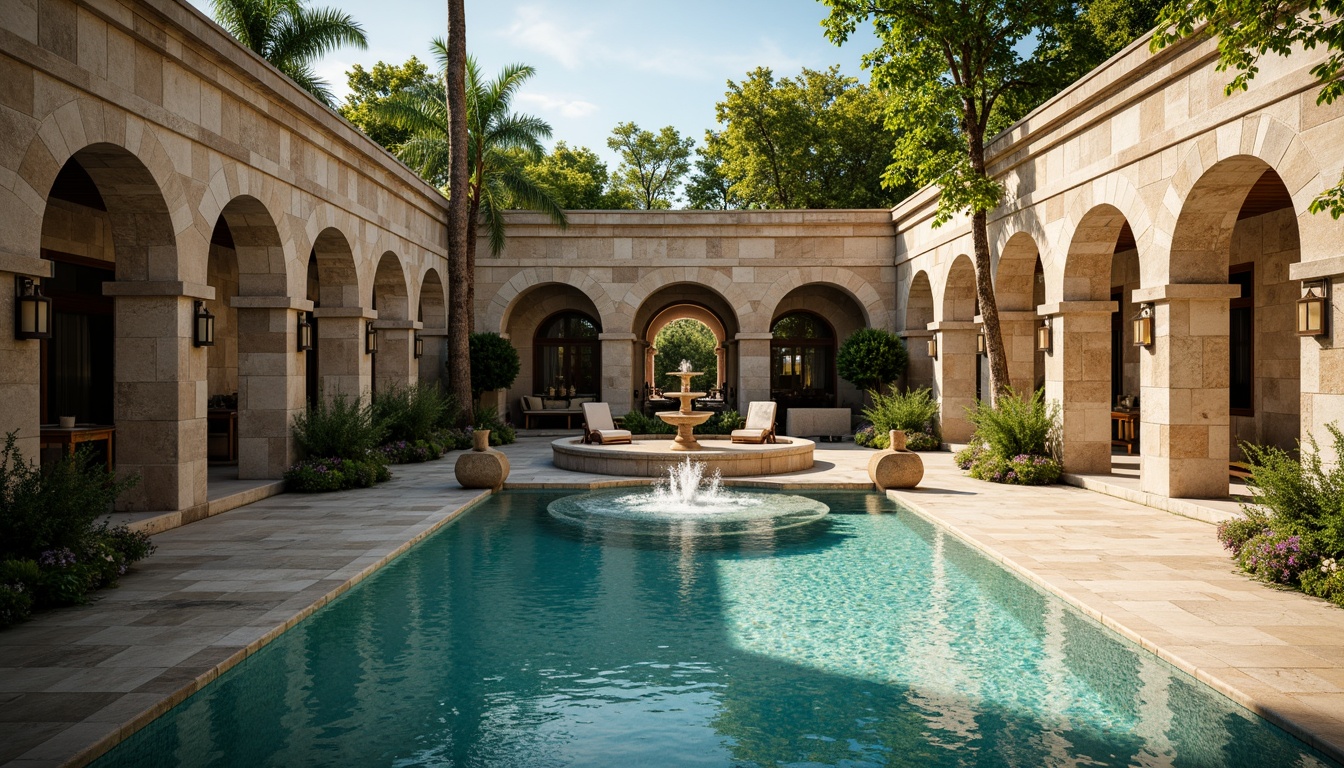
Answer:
[208,408,238,463]
[39,424,115,470]
[1111,410,1139,455]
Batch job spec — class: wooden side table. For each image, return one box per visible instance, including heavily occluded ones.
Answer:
[208,409,238,464]
[39,424,116,471]
[1111,410,1139,455]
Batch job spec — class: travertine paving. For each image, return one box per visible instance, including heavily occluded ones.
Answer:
[889,453,1344,763]
[4,438,1344,766]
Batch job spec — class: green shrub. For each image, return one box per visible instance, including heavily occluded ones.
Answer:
[966,388,1058,460]
[292,393,385,460]
[373,383,451,444]
[703,410,745,434]
[860,387,940,449]
[620,410,675,435]
[284,455,391,493]
[472,406,517,445]
[469,332,521,398]
[838,328,908,392]
[0,559,38,627]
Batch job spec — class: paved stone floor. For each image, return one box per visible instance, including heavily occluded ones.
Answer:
[2,436,1343,765]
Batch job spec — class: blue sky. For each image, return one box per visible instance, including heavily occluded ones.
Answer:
[188,0,881,169]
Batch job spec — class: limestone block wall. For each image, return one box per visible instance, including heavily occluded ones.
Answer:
[40,199,113,262]
[206,244,239,398]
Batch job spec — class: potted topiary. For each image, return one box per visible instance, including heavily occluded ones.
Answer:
[838,328,909,395]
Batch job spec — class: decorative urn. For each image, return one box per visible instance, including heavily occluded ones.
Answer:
[867,430,924,490]
[455,429,511,490]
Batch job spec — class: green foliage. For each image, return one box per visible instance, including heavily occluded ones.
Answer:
[620,411,676,435]
[703,410,747,435]
[472,405,517,445]
[291,392,386,460]
[838,328,908,392]
[0,433,152,626]
[653,319,719,391]
[523,142,637,210]
[372,383,452,444]
[606,122,694,209]
[1240,426,1344,556]
[684,138,742,210]
[1152,0,1344,219]
[209,0,367,107]
[860,387,940,449]
[705,65,912,209]
[340,57,436,149]
[374,47,567,253]
[966,388,1060,461]
[469,332,521,397]
[284,455,391,493]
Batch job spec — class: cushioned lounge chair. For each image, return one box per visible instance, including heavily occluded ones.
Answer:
[731,401,778,444]
[581,402,633,445]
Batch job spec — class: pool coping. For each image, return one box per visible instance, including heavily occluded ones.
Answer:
[62,490,493,768]
[887,487,1344,766]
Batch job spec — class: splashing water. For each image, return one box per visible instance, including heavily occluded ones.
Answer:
[678,359,693,373]
[650,458,724,506]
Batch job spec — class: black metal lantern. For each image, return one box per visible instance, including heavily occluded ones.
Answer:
[976,328,986,355]
[1297,281,1329,337]
[414,334,424,359]
[926,336,938,359]
[297,312,313,352]
[1035,318,1052,354]
[365,320,377,355]
[193,300,215,347]
[1132,303,1154,347]
[14,276,51,340]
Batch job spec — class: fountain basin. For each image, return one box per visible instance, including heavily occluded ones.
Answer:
[551,435,814,477]
[548,487,829,537]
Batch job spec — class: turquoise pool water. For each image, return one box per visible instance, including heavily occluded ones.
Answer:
[97,491,1334,767]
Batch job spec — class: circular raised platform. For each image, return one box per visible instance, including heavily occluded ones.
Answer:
[552,435,815,477]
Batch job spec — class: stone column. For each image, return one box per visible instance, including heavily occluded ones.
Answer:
[232,297,311,480]
[0,259,52,457]
[314,307,375,400]
[1039,301,1116,475]
[899,330,934,392]
[418,330,447,389]
[373,320,421,392]
[104,281,211,514]
[995,310,1041,395]
[1135,284,1240,498]
[928,321,978,442]
[599,332,636,417]
[735,332,773,409]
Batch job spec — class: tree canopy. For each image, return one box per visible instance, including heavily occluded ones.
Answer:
[522,142,637,210]
[1152,0,1344,218]
[653,319,719,391]
[700,65,911,209]
[607,123,695,209]
[210,0,367,108]
[340,57,436,150]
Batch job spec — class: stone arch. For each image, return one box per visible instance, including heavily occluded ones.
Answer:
[417,267,447,331]
[753,267,887,333]
[199,169,298,297]
[371,251,410,321]
[905,271,934,331]
[1061,204,1133,301]
[621,267,749,335]
[994,231,1042,312]
[303,209,362,310]
[940,255,978,322]
[487,267,616,335]
[1053,170,1154,302]
[16,106,197,281]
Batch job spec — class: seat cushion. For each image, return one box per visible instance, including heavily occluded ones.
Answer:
[543,398,569,410]
[731,428,767,440]
[522,396,543,411]
[596,429,632,443]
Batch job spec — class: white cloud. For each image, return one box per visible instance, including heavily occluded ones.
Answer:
[516,92,600,119]
[504,5,596,70]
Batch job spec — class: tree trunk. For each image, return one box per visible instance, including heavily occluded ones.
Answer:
[967,132,1011,404]
[446,0,472,425]
[466,196,478,334]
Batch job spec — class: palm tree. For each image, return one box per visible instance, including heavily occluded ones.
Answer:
[445,0,471,423]
[376,43,568,260]
[210,0,367,108]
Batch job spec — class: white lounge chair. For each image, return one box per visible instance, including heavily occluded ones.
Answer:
[731,401,778,444]
[581,402,633,445]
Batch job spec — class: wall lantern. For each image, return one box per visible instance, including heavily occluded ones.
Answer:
[365,321,378,355]
[414,334,424,359]
[193,300,215,347]
[1132,303,1154,348]
[14,276,52,340]
[1297,280,1329,337]
[976,328,986,355]
[1035,318,1052,354]
[297,312,313,352]
[926,335,938,359]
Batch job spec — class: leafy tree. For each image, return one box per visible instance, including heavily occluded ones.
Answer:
[340,57,436,150]
[210,0,367,108]
[685,136,743,210]
[837,327,908,393]
[469,332,521,398]
[653,319,719,390]
[523,142,637,209]
[607,122,694,209]
[822,0,1079,403]
[445,0,471,424]
[709,65,910,209]
[1152,0,1344,219]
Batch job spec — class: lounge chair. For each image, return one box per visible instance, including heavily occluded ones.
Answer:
[731,401,778,444]
[581,402,633,445]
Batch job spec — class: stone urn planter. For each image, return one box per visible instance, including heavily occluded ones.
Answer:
[868,430,924,490]
[454,429,511,490]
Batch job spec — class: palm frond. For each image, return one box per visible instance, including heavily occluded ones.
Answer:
[272,5,367,67]
[279,62,337,107]
[497,163,567,227]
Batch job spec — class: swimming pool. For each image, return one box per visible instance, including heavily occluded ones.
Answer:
[95,490,1335,767]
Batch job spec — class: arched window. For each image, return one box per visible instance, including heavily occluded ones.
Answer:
[534,311,601,395]
[770,312,836,408]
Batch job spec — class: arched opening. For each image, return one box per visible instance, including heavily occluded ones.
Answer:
[935,255,979,442]
[502,282,604,426]
[534,311,602,397]
[307,227,364,402]
[994,232,1046,395]
[417,268,447,386]
[770,283,869,414]
[903,271,935,392]
[371,252,412,394]
[38,143,197,511]
[770,311,836,420]
[644,303,727,400]
[633,284,741,416]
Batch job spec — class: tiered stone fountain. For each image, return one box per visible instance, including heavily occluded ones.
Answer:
[657,360,712,451]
